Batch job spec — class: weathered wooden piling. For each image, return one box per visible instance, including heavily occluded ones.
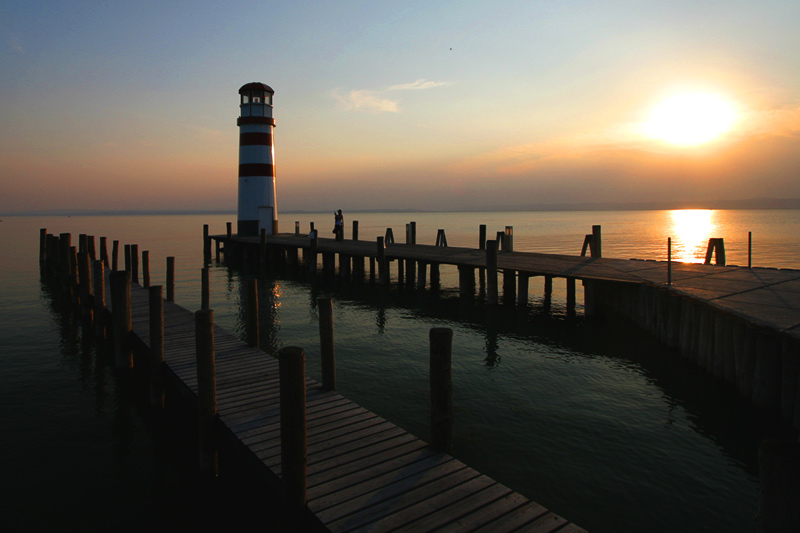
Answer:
[124,244,131,272]
[142,250,150,288]
[377,236,388,285]
[131,244,139,284]
[68,246,79,302]
[278,346,308,510]
[100,237,109,268]
[486,240,498,305]
[92,260,105,338]
[203,224,211,261]
[318,298,336,391]
[111,240,119,271]
[246,279,259,348]
[430,327,453,454]
[149,285,164,409]
[166,257,175,302]
[78,251,93,320]
[88,235,96,261]
[110,270,133,369]
[39,228,47,263]
[195,308,218,477]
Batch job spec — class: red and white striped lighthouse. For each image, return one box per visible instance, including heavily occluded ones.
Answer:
[237,82,277,236]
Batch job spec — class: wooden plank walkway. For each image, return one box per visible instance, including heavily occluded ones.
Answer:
[124,280,586,532]
[224,233,800,338]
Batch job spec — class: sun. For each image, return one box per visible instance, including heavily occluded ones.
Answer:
[643,93,737,146]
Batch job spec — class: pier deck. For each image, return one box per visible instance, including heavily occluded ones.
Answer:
[124,279,585,532]
[223,233,800,337]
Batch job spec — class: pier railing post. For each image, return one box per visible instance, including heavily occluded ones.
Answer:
[110,270,133,369]
[278,346,308,512]
[318,298,336,391]
[166,257,175,302]
[195,308,218,478]
[203,224,211,262]
[124,244,131,273]
[430,327,453,454]
[486,240,498,305]
[149,285,164,409]
[352,220,359,241]
[592,225,602,258]
[246,279,259,348]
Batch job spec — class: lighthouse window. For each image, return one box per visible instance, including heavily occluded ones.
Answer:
[253,96,261,103]
[242,95,249,104]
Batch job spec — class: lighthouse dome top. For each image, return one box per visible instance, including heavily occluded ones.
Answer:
[239,82,274,95]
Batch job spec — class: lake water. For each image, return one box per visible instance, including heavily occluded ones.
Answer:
[2,209,798,532]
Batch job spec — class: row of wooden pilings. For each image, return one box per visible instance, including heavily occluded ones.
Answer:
[205,221,602,316]
[40,227,457,521]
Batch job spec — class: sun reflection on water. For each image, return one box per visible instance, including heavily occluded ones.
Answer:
[669,209,716,263]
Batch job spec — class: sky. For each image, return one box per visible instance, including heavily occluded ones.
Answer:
[1,0,799,214]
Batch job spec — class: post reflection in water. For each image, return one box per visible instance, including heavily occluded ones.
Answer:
[668,209,716,263]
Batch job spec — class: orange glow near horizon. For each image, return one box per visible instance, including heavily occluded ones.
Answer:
[669,209,716,262]
[643,93,738,146]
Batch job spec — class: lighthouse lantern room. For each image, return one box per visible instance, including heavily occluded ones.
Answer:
[237,82,277,236]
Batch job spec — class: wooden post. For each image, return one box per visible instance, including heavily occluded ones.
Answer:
[201,267,210,310]
[88,235,96,261]
[110,270,133,369]
[111,240,119,271]
[246,278,259,348]
[397,259,405,286]
[131,244,139,284]
[377,237,388,285]
[78,251,93,320]
[203,224,211,262]
[479,225,487,250]
[124,244,131,273]
[215,239,221,261]
[430,263,440,289]
[504,226,514,252]
[142,250,150,288]
[295,221,300,236]
[486,240,498,305]
[278,346,307,510]
[458,266,475,298]
[195,308,218,478]
[100,237,109,268]
[69,246,79,303]
[318,298,336,391]
[39,228,47,263]
[591,225,602,258]
[92,260,105,338]
[352,220,359,240]
[756,440,800,533]
[79,233,88,254]
[749,231,753,269]
[517,273,529,307]
[149,285,164,409]
[308,230,318,274]
[417,261,427,291]
[430,327,453,454]
[166,257,175,302]
[226,222,232,239]
[566,277,576,317]
[667,237,672,286]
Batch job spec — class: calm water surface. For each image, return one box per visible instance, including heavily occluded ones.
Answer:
[2,210,798,532]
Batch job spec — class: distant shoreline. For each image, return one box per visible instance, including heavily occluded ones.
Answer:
[4,197,800,217]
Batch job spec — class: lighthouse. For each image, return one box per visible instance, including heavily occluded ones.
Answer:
[237,82,277,236]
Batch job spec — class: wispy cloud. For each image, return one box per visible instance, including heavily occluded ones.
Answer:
[333,78,451,113]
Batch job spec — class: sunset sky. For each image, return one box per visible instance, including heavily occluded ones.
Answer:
[2,1,799,214]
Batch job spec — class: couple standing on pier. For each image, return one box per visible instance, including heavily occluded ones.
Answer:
[333,209,344,241]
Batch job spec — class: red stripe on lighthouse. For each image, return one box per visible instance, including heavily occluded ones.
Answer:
[239,132,273,146]
[239,164,275,177]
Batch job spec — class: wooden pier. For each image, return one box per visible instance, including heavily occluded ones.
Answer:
[213,226,800,430]
[39,229,587,532]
